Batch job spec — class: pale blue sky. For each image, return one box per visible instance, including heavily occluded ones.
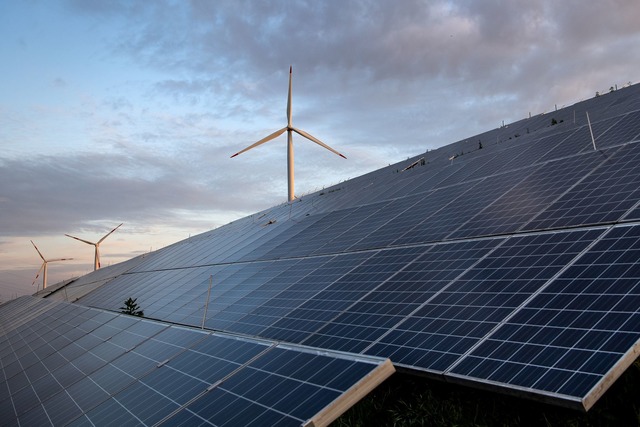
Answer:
[1,0,639,298]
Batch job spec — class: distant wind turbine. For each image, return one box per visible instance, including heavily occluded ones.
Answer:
[231,66,347,202]
[31,240,73,290]
[65,223,123,271]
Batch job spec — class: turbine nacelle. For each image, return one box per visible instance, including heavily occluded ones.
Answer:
[30,240,73,290]
[231,67,346,202]
[65,223,122,271]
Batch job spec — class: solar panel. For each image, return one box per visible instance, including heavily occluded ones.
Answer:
[62,226,629,410]
[365,228,604,373]
[257,247,431,347]
[0,297,393,426]
[528,143,640,230]
[450,224,640,410]
[451,149,607,238]
[592,110,640,149]
[536,126,594,163]
[392,168,530,245]
[300,239,502,354]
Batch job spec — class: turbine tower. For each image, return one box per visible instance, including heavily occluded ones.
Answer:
[65,223,123,271]
[231,66,347,202]
[31,240,73,290]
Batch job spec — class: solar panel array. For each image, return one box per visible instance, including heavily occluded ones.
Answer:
[0,296,393,426]
[4,83,640,422]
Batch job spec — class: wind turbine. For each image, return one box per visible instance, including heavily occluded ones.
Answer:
[65,223,123,271]
[31,240,73,290]
[231,66,347,202]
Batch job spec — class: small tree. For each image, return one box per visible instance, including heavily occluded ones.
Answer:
[120,297,144,317]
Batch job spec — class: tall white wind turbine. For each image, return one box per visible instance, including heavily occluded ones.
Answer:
[231,66,347,202]
[65,223,123,271]
[31,240,73,290]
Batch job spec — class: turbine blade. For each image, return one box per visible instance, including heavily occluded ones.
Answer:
[230,127,287,158]
[291,127,347,159]
[287,66,292,127]
[32,263,45,286]
[31,240,46,262]
[65,234,95,246]
[98,223,123,244]
[49,258,73,262]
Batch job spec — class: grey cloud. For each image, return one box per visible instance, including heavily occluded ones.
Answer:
[62,0,639,145]
[0,150,275,238]
[62,0,640,81]
[53,78,67,88]
[83,1,636,118]
[104,97,133,111]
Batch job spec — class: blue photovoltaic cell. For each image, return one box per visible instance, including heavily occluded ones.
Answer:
[174,346,378,426]
[212,258,328,334]
[236,214,327,262]
[451,224,640,404]
[344,196,424,251]
[593,110,640,148]
[311,200,397,255]
[528,142,640,230]
[450,151,606,238]
[495,134,560,173]
[0,297,391,426]
[258,248,423,345]
[537,126,594,163]
[301,239,501,354]
[395,168,532,246]
[366,228,603,372]
[261,207,360,259]
[377,185,472,246]
[234,252,369,343]
[623,203,640,222]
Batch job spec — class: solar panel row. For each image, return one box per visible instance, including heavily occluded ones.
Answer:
[450,224,640,407]
[72,220,640,409]
[0,297,393,426]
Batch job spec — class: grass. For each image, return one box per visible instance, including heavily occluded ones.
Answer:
[334,359,640,427]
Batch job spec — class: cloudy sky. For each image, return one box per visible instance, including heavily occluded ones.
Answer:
[1,0,639,299]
